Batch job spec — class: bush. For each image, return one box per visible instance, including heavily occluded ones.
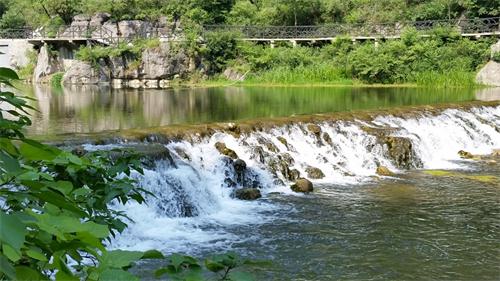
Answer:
[50,72,64,87]
[492,52,500,62]
[203,31,239,74]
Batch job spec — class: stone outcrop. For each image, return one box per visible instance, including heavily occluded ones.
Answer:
[33,45,62,83]
[62,60,110,84]
[476,61,500,87]
[291,178,313,193]
[223,68,245,81]
[384,136,421,169]
[235,188,261,200]
[476,40,500,87]
[141,44,190,79]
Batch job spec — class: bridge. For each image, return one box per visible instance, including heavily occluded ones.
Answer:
[0,17,499,46]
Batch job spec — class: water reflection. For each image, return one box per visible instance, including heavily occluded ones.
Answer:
[23,84,488,136]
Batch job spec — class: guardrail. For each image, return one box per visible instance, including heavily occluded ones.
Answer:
[0,17,498,44]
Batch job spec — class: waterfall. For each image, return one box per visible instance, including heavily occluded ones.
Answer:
[109,105,500,253]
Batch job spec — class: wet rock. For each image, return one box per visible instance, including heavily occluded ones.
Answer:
[476,61,500,87]
[277,136,289,149]
[384,136,421,169]
[257,137,279,153]
[491,149,500,157]
[291,178,313,193]
[322,132,333,146]
[268,153,298,181]
[289,169,301,181]
[174,147,191,161]
[305,166,325,179]
[215,142,238,159]
[458,150,474,159]
[71,146,86,157]
[251,146,267,163]
[307,124,322,136]
[233,159,247,172]
[235,188,261,200]
[376,166,395,176]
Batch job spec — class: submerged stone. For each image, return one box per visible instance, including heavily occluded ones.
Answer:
[305,166,325,179]
[291,178,314,193]
[376,166,395,176]
[235,188,262,200]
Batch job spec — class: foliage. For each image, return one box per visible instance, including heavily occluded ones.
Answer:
[492,52,500,63]
[17,49,38,80]
[155,252,257,281]
[0,67,255,280]
[50,72,64,87]
[202,31,239,74]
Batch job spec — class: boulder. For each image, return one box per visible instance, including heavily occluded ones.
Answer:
[90,13,111,26]
[305,166,325,179]
[71,14,90,27]
[376,166,395,176]
[307,124,322,135]
[223,68,245,81]
[491,40,500,57]
[322,132,333,146]
[291,178,313,193]
[62,60,110,84]
[215,142,238,159]
[277,136,288,148]
[289,169,301,181]
[235,188,262,200]
[458,150,474,159]
[142,45,187,79]
[233,159,247,172]
[384,136,420,169]
[33,45,62,83]
[476,61,500,87]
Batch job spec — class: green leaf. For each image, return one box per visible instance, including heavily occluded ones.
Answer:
[228,271,255,281]
[0,253,16,279]
[55,271,79,281]
[26,248,48,262]
[141,250,164,260]
[98,269,139,281]
[99,250,143,269]
[15,266,44,281]
[0,68,19,80]
[49,181,74,196]
[2,244,21,262]
[0,212,26,252]
[18,171,40,181]
[19,140,59,161]
[204,259,225,272]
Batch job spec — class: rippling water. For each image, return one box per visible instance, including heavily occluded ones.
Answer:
[224,163,500,280]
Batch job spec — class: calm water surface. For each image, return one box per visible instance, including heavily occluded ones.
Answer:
[23,84,499,136]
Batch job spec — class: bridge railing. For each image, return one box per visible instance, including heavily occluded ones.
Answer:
[204,17,500,39]
[0,17,498,43]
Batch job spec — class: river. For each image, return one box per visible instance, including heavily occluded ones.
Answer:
[24,85,500,280]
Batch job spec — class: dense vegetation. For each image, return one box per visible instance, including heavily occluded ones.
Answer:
[0,68,254,280]
[1,0,496,86]
[1,0,499,28]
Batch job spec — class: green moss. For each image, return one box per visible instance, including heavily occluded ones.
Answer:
[50,72,64,88]
[423,170,454,176]
[463,175,498,183]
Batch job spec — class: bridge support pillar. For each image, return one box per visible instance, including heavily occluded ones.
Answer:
[270,40,275,49]
[290,40,297,47]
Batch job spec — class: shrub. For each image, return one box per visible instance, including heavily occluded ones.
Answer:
[50,72,64,87]
[492,52,500,62]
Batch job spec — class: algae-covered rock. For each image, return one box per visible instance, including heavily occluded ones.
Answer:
[376,166,395,176]
[458,150,474,159]
[277,136,288,148]
[235,188,262,200]
[322,132,333,146]
[289,169,301,181]
[384,136,420,169]
[291,178,314,193]
[233,159,247,172]
[305,166,325,179]
[306,124,322,136]
[215,142,238,159]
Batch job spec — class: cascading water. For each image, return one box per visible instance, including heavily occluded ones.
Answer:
[110,105,500,254]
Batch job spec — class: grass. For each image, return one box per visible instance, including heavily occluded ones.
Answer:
[244,64,353,85]
[410,71,476,88]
